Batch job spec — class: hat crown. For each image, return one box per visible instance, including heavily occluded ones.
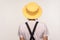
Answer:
[26,2,39,12]
[23,2,42,19]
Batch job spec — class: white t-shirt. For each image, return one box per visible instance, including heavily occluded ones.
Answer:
[18,20,48,40]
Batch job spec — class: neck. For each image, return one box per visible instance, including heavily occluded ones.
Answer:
[28,19,38,21]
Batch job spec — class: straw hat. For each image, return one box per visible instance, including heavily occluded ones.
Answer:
[23,2,42,19]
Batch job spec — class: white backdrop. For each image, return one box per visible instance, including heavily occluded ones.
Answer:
[0,0,60,40]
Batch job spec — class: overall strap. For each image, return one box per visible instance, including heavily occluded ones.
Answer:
[25,22,32,35]
[33,21,38,35]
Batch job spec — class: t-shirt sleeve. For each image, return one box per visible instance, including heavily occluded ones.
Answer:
[18,25,24,38]
[43,24,48,37]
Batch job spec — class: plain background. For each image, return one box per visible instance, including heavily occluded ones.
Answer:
[0,0,60,40]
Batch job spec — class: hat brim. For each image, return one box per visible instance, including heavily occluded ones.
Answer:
[23,7,42,19]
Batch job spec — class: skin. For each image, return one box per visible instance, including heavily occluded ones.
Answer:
[43,36,48,40]
[20,37,24,40]
[20,19,48,40]
[20,36,48,40]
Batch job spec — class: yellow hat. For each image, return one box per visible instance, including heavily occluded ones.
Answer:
[23,2,42,19]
